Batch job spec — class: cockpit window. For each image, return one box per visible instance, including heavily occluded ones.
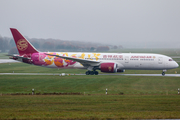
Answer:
[169,59,173,61]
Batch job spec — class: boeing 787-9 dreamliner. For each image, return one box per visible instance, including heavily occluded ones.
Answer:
[9,28,179,75]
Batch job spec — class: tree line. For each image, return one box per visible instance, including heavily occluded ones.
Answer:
[0,36,123,54]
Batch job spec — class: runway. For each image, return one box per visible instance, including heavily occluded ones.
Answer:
[0,73,180,77]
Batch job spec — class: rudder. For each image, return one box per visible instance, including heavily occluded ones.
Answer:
[10,28,39,55]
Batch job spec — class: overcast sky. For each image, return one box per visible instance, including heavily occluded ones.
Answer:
[0,0,180,48]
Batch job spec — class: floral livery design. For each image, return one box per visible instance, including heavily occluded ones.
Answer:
[53,53,77,67]
[31,52,102,67]
[31,52,77,67]
[44,52,55,66]
[31,52,47,66]
[54,55,64,67]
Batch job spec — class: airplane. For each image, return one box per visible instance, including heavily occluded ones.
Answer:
[9,28,179,76]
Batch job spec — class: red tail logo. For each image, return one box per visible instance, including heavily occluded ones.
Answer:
[17,39,28,51]
[10,28,38,55]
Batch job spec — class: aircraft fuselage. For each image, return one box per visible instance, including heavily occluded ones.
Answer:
[14,52,179,70]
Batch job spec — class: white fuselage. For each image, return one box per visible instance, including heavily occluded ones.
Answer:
[41,52,179,70]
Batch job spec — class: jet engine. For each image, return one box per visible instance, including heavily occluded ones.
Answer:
[100,63,118,73]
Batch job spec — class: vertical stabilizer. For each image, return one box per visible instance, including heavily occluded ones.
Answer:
[10,28,39,55]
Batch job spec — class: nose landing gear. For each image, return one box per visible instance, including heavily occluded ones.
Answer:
[162,72,165,76]
[162,69,167,76]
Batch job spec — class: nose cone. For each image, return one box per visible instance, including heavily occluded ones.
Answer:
[174,61,179,68]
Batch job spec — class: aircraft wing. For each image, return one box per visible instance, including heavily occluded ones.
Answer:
[46,54,100,67]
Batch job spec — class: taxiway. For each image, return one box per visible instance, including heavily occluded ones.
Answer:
[0,73,180,77]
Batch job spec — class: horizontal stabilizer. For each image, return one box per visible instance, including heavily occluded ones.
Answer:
[9,55,31,60]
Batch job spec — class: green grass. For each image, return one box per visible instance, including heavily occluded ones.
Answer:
[0,63,85,74]
[0,53,9,59]
[0,73,180,119]
[0,75,180,95]
[0,95,180,119]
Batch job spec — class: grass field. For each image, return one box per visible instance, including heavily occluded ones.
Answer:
[0,75,180,119]
[0,75,180,95]
[0,53,9,59]
[1,95,180,119]
[0,49,180,119]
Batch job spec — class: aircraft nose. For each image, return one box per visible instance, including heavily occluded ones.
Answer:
[175,62,179,68]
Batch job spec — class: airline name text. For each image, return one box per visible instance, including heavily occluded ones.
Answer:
[131,56,152,58]
[103,55,123,58]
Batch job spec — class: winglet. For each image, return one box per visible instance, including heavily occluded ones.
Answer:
[10,28,39,55]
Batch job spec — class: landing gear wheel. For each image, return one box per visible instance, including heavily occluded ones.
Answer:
[90,71,94,75]
[85,70,99,75]
[86,71,90,75]
[162,72,165,76]
[94,71,99,75]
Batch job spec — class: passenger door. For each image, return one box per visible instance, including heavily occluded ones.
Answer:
[158,57,163,64]
[125,56,129,63]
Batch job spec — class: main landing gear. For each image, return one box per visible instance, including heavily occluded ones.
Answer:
[85,71,99,75]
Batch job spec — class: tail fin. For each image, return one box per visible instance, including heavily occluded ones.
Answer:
[10,28,39,55]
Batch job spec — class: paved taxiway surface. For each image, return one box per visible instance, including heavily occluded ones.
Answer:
[0,59,19,63]
[0,73,180,77]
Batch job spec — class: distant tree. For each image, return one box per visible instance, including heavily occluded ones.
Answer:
[0,37,9,52]
[113,45,118,49]
[57,49,68,52]
[9,39,16,48]
[8,47,18,54]
[65,45,71,50]
[118,45,123,49]
[56,44,65,49]
[90,47,95,51]
[42,42,54,50]
[96,46,109,52]
[0,37,3,52]
[31,41,40,49]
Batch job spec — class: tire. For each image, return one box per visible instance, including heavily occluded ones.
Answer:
[94,71,99,75]
[86,71,89,75]
[90,71,94,75]
[162,72,165,76]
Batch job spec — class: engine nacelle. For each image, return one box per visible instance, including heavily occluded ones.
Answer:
[100,63,118,73]
[117,69,125,73]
